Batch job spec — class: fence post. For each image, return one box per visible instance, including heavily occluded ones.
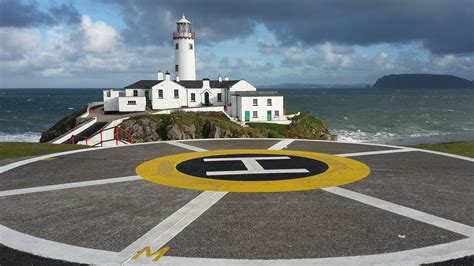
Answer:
[100,130,103,147]
[71,135,75,144]
[115,127,118,145]
[129,133,133,144]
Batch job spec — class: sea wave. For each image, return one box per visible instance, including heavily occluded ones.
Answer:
[333,129,443,144]
[0,131,41,142]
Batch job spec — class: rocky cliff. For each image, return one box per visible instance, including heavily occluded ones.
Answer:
[39,106,89,143]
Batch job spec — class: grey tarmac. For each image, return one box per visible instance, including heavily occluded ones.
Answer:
[0,139,472,265]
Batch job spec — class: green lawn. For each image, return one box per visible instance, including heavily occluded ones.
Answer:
[248,122,288,135]
[411,141,474,158]
[0,142,89,160]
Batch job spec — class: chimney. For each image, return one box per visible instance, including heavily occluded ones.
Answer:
[165,71,171,81]
[157,70,163,80]
[203,78,210,88]
[176,76,180,82]
[224,75,229,81]
[218,75,222,82]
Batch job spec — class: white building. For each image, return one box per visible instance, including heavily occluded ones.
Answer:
[103,15,285,123]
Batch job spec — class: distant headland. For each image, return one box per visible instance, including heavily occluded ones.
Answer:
[373,74,474,89]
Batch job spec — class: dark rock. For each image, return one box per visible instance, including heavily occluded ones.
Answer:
[39,106,88,143]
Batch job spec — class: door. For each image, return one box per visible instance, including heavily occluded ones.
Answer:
[267,110,272,121]
[144,90,150,108]
[204,92,210,106]
[245,111,250,121]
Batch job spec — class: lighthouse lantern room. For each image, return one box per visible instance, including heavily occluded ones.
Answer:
[173,15,196,80]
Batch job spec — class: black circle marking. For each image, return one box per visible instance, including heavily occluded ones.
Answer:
[176,153,329,181]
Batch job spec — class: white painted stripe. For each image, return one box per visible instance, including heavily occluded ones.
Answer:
[120,191,227,263]
[336,148,416,157]
[204,156,291,162]
[158,238,474,265]
[322,186,474,238]
[0,175,142,197]
[167,141,208,152]
[206,169,309,176]
[268,139,295,150]
[0,225,120,264]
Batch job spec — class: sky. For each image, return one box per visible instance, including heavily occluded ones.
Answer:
[0,0,473,88]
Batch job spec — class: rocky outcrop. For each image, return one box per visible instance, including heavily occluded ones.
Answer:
[39,106,88,143]
[118,112,331,142]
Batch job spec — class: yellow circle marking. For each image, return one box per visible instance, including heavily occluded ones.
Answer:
[136,149,370,193]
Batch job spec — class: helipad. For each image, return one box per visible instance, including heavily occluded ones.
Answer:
[0,139,473,265]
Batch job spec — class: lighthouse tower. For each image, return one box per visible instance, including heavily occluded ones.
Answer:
[173,15,196,80]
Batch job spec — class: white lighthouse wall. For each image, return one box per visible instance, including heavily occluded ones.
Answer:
[151,80,187,110]
[228,80,257,105]
[124,88,146,97]
[229,80,256,92]
[118,97,146,112]
[103,90,121,112]
[234,96,284,122]
[174,38,196,80]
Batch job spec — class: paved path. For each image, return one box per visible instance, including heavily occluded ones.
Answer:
[0,139,472,265]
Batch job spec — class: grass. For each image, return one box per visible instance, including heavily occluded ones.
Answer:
[248,123,287,135]
[411,141,474,158]
[0,142,89,160]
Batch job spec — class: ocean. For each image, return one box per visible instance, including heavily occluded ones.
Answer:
[1,88,473,144]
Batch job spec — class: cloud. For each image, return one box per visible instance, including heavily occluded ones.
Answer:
[0,0,80,27]
[71,16,118,53]
[101,0,474,54]
[0,15,173,87]
[0,27,40,60]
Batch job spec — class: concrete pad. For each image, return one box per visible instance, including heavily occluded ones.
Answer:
[0,180,200,252]
[177,139,280,150]
[0,143,188,190]
[164,190,463,259]
[285,140,398,154]
[343,151,474,226]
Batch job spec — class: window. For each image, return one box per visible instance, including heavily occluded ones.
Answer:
[267,99,272,106]
[274,110,280,117]
[175,64,179,72]
[190,93,196,102]
[158,89,163,99]
[174,89,179,99]
[175,43,179,50]
[252,99,258,106]
[133,90,138,97]
[217,93,222,102]
[189,43,193,50]
[127,100,136,105]
[253,111,258,118]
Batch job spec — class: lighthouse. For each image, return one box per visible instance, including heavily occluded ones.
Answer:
[173,15,196,80]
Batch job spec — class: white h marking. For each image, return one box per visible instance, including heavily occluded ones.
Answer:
[204,156,309,176]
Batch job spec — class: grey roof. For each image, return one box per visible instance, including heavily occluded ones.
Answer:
[177,80,240,88]
[124,79,241,89]
[124,80,163,89]
[233,90,281,97]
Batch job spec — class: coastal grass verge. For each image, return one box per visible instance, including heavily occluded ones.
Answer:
[0,142,89,160]
[411,141,474,158]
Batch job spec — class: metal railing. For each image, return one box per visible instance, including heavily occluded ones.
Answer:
[68,126,133,146]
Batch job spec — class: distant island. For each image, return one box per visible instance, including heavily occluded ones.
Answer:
[373,74,474,89]
[258,83,370,89]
